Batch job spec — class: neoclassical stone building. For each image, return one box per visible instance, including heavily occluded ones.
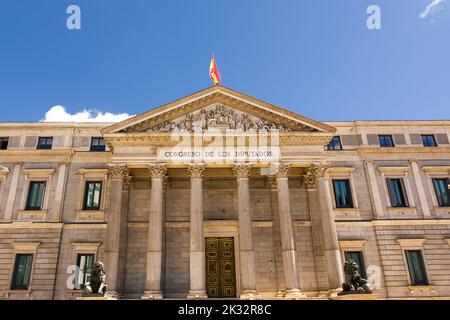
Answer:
[0,86,450,300]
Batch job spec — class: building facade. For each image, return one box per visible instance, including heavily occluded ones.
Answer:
[0,86,450,300]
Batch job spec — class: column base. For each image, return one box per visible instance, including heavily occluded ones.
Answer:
[106,291,121,300]
[239,290,262,300]
[187,291,208,299]
[141,291,164,300]
[284,289,306,300]
[275,290,285,298]
[328,288,342,298]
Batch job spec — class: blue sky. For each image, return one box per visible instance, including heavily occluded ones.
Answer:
[0,0,449,122]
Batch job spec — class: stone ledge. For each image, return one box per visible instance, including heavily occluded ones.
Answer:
[75,210,105,222]
[0,290,32,299]
[16,210,47,222]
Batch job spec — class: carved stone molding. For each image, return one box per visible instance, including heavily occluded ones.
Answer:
[148,164,168,179]
[108,165,130,181]
[303,163,330,189]
[266,176,277,189]
[146,104,294,133]
[275,163,290,179]
[0,165,9,175]
[232,164,251,179]
[188,164,205,178]
[122,176,133,191]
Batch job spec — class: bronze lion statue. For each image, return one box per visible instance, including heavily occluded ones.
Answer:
[341,260,373,294]
[83,261,108,296]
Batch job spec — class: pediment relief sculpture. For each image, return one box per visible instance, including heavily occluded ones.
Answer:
[146,104,294,133]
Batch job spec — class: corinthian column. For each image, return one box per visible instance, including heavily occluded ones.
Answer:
[233,164,259,299]
[105,165,130,298]
[275,163,304,299]
[187,164,207,299]
[142,164,167,299]
[304,163,343,294]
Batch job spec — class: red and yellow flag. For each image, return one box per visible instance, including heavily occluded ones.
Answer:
[209,54,221,85]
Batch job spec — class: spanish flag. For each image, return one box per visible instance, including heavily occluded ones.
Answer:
[209,54,221,85]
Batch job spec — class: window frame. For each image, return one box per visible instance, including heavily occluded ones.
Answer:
[396,239,431,287]
[71,242,101,291]
[75,253,95,289]
[405,249,429,286]
[432,178,450,207]
[0,137,9,150]
[378,135,395,148]
[421,135,437,147]
[18,169,55,221]
[386,178,409,208]
[10,254,34,290]
[0,166,9,210]
[344,250,367,279]
[83,181,103,211]
[332,179,354,209]
[25,181,46,211]
[8,242,40,293]
[422,166,450,212]
[377,167,416,212]
[90,137,106,152]
[326,136,342,151]
[37,137,53,150]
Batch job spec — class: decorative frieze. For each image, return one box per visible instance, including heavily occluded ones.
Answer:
[146,104,293,133]
[188,163,205,178]
[232,164,251,179]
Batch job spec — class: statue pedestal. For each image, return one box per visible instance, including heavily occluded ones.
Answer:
[330,293,378,300]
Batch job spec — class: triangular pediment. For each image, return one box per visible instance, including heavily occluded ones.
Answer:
[102,86,336,134]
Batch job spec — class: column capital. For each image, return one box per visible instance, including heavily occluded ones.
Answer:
[303,163,330,189]
[233,164,251,179]
[108,165,130,181]
[0,165,9,175]
[188,163,205,178]
[148,164,167,179]
[275,163,291,179]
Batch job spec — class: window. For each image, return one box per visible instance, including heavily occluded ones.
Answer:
[0,137,8,150]
[421,135,437,147]
[326,136,342,150]
[37,137,53,150]
[378,135,395,148]
[405,250,428,285]
[76,254,95,289]
[344,251,366,278]
[333,179,354,208]
[11,254,33,290]
[26,181,46,210]
[83,181,102,210]
[387,178,409,207]
[90,137,106,152]
[433,178,450,207]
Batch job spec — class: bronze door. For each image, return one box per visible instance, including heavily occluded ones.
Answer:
[205,237,237,298]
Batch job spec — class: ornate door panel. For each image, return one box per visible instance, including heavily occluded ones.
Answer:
[205,237,237,298]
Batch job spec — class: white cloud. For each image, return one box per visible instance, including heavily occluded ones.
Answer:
[419,0,446,19]
[41,105,134,123]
